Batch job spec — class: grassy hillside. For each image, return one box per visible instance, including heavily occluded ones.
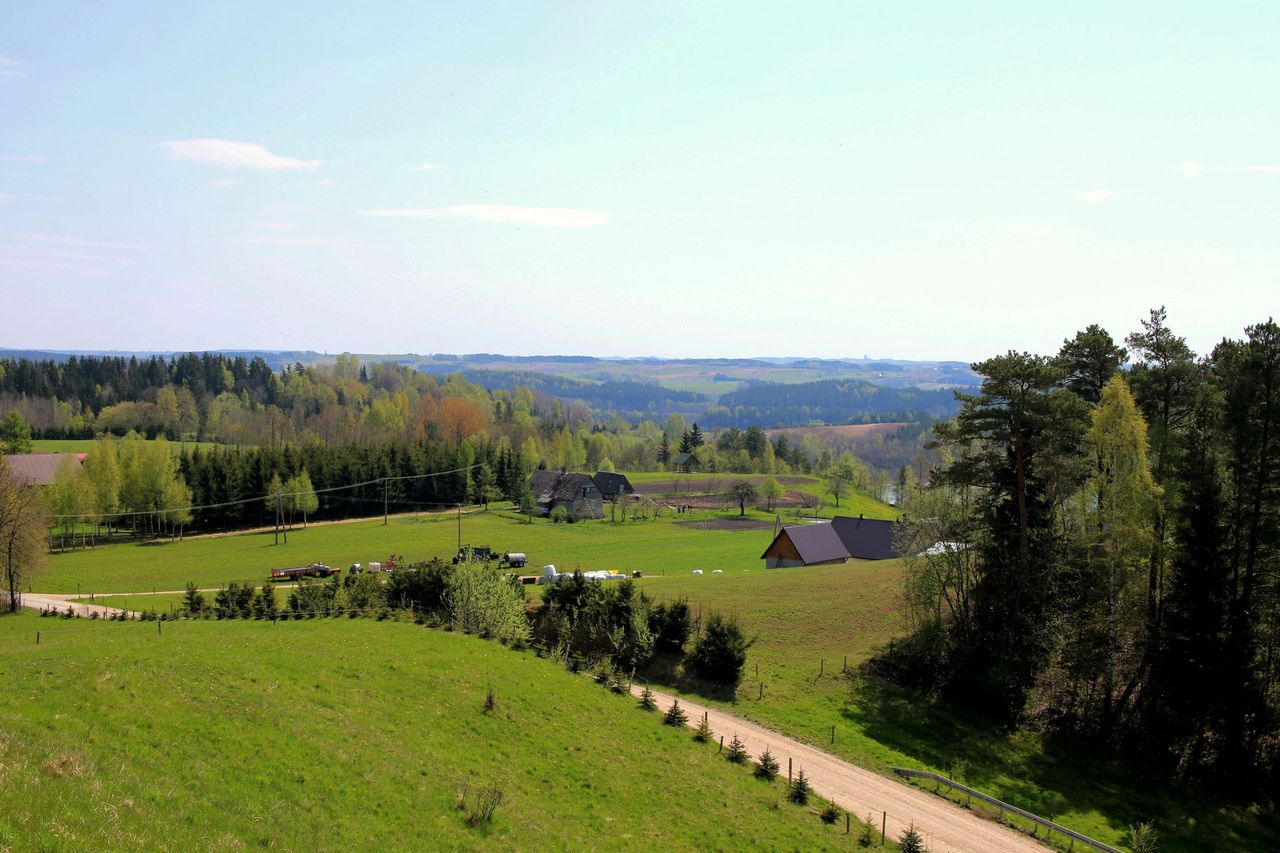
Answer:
[30,438,224,454]
[0,613,864,850]
[637,561,1278,853]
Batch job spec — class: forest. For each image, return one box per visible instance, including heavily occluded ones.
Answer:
[701,378,962,428]
[889,310,1280,791]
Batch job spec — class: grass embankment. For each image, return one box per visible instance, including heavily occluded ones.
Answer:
[0,613,867,850]
[637,562,1279,853]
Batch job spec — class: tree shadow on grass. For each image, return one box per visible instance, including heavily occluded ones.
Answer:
[842,673,1278,853]
[640,652,739,703]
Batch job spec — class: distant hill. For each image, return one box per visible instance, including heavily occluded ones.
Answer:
[701,378,963,428]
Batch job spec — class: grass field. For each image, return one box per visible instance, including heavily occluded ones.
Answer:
[38,508,791,595]
[0,612,867,850]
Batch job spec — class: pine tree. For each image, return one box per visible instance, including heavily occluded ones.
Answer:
[788,768,810,804]
[725,734,748,764]
[820,798,841,824]
[182,581,205,615]
[754,747,780,781]
[898,823,924,853]
[663,698,688,726]
[657,434,671,466]
[747,742,778,778]
[638,685,657,711]
[693,714,712,742]
[678,429,693,455]
[688,422,704,449]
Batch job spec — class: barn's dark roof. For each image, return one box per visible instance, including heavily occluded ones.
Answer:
[830,515,902,560]
[673,452,700,465]
[761,523,850,564]
[760,514,903,564]
[529,471,600,502]
[3,453,80,486]
[592,471,634,499]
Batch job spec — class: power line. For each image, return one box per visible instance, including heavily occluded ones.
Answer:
[51,464,480,521]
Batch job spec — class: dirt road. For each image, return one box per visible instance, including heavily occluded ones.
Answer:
[634,686,1047,853]
[20,592,133,619]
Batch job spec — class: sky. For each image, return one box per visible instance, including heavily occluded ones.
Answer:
[1,1,1277,361]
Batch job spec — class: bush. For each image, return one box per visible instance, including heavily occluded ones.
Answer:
[686,613,754,686]
[663,698,688,726]
[638,686,657,711]
[789,769,810,805]
[859,813,875,846]
[725,734,749,764]
[649,598,692,655]
[456,776,504,828]
[755,747,780,781]
[445,563,529,645]
[549,506,568,524]
[820,799,841,824]
[1127,821,1159,853]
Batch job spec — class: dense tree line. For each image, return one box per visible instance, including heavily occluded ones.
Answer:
[702,378,962,429]
[892,310,1280,789]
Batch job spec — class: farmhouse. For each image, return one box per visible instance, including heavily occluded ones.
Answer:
[591,471,635,501]
[528,470,605,519]
[2,452,83,486]
[761,514,903,568]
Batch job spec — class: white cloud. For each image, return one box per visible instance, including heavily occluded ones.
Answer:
[250,220,295,231]
[162,139,321,171]
[408,162,448,172]
[0,56,26,79]
[0,192,15,204]
[360,204,610,227]
[1079,189,1117,202]
[1180,161,1203,178]
[0,154,44,163]
[1221,164,1280,174]
[208,178,242,187]
[240,235,362,247]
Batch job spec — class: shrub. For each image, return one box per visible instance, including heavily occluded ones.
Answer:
[898,823,924,853]
[1127,821,1159,853]
[725,734,749,764]
[182,581,206,615]
[484,685,498,713]
[789,769,810,805]
[693,714,712,743]
[444,563,529,645]
[638,686,657,711]
[549,506,568,524]
[820,799,841,824]
[648,598,692,655]
[456,776,504,827]
[663,698,688,726]
[385,558,452,613]
[755,747,780,781]
[686,612,754,686]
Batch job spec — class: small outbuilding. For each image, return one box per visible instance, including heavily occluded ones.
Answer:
[673,452,701,473]
[2,452,83,486]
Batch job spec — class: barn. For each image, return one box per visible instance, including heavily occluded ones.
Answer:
[760,514,903,568]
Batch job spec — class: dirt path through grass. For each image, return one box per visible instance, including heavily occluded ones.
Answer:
[634,685,1048,853]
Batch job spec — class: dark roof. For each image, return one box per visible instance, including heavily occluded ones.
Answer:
[830,515,902,560]
[761,523,851,564]
[529,471,601,502]
[760,514,903,563]
[673,452,700,465]
[3,453,80,486]
[592,471,634,498]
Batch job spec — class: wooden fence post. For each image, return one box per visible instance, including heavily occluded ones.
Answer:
[35,631,39,645]
[788,757,792,786]
[820,658,824,676]
[881,811,886,845]
[831,725,835,744]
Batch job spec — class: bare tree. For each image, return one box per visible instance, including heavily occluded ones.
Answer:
[0,459,51,611]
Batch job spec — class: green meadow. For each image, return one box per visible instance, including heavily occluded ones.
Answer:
[0,613,865,850]
[30,438,224,454]
[39,507,793,595]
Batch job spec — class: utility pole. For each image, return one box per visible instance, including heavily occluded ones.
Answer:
[457,503,462,550]
[383,478,388,526]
